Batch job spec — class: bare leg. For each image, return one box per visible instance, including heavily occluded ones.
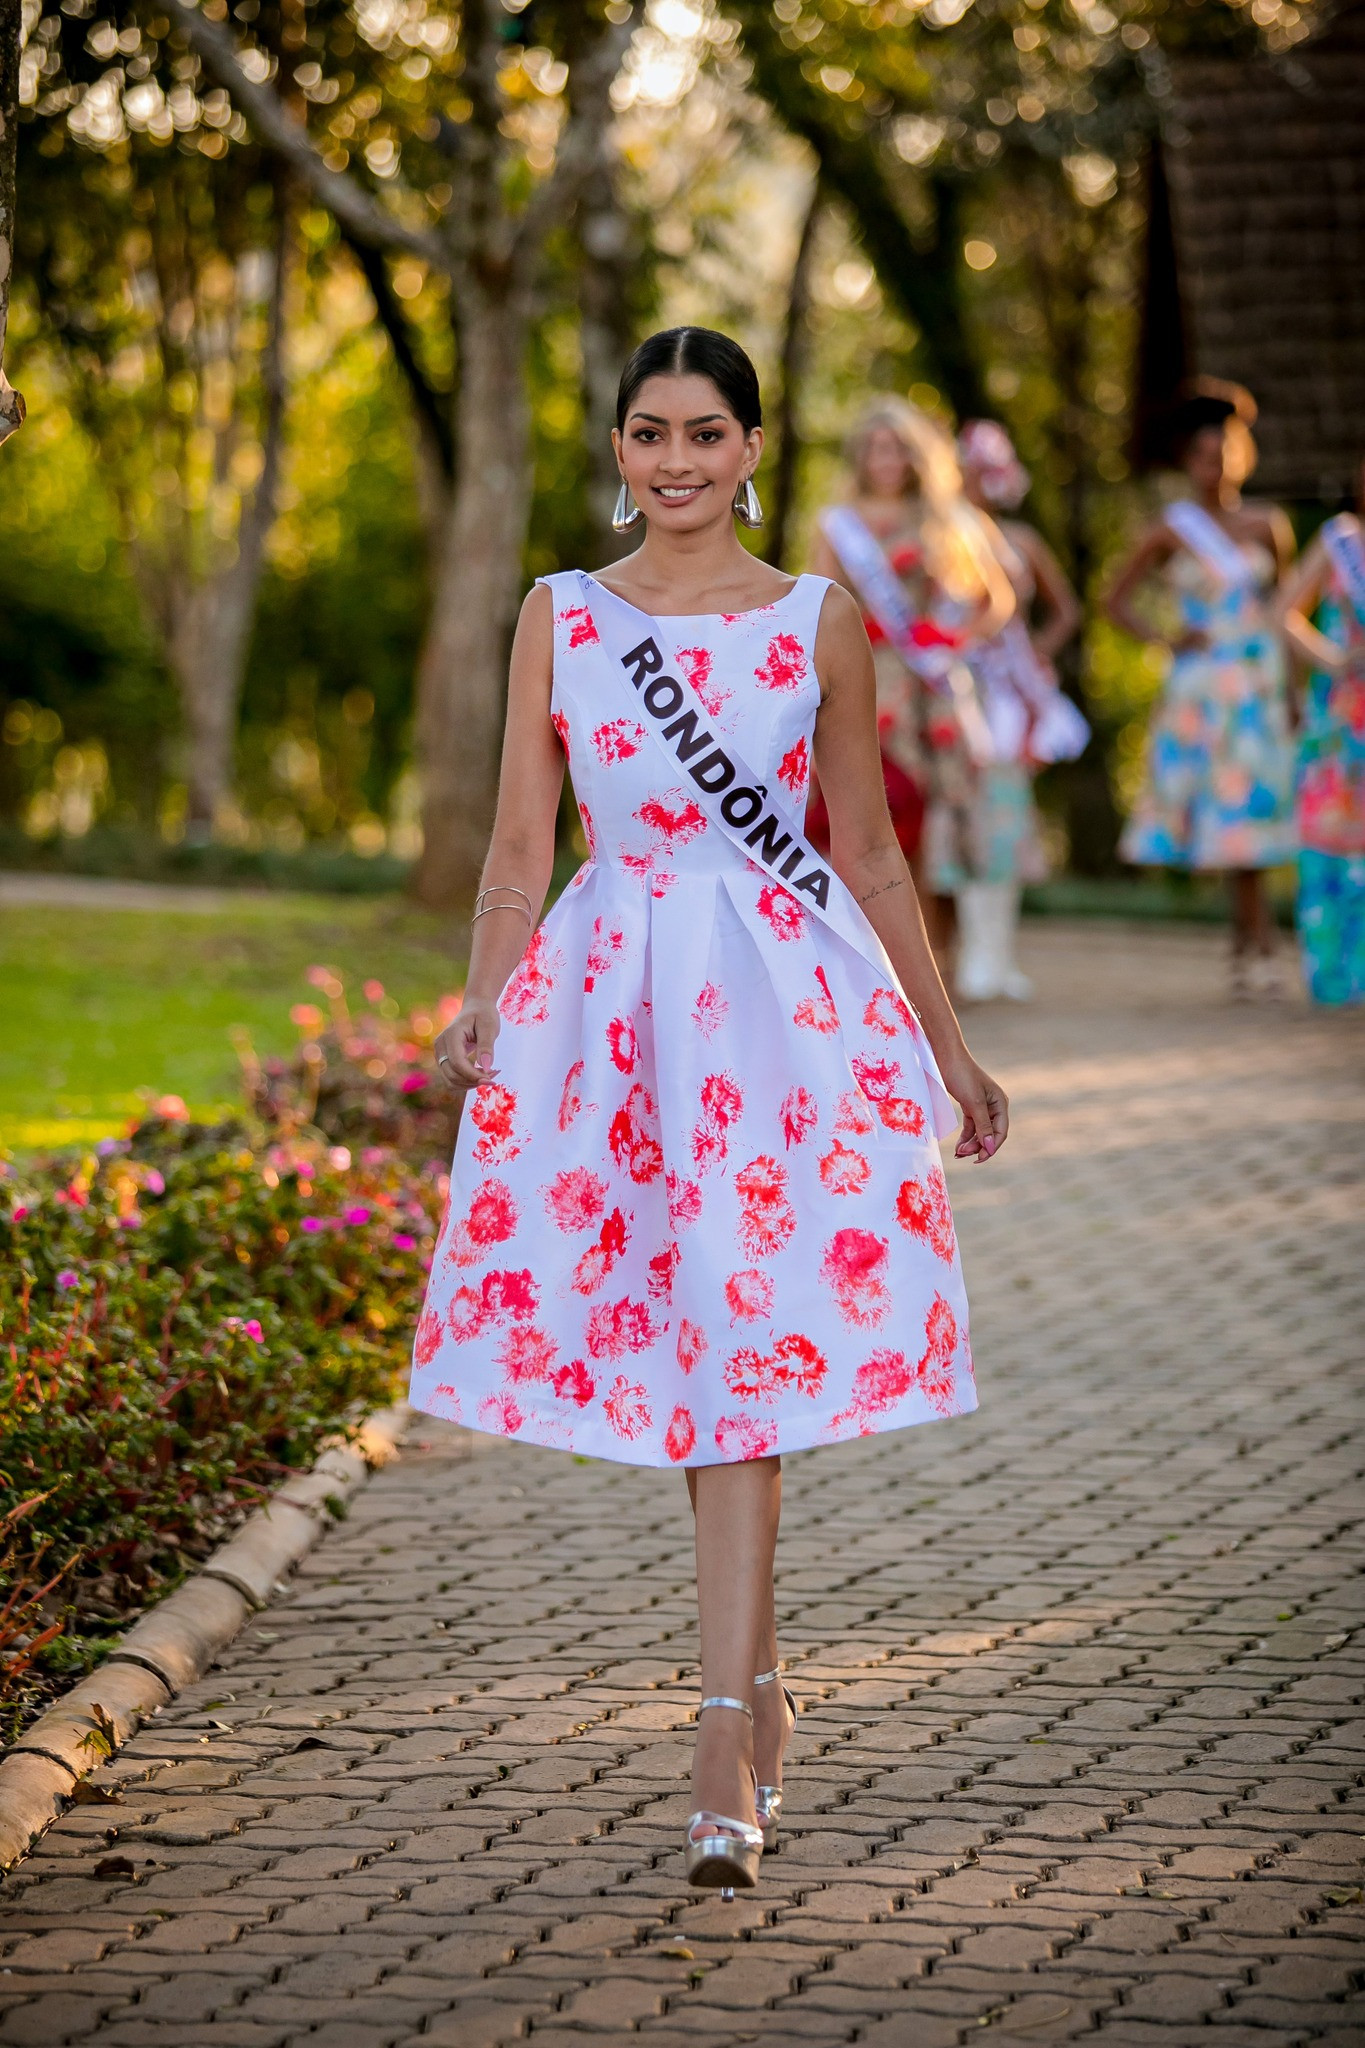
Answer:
[686,1464,787,1794]
[1230,868,1273,957]
[686,1458,781,1825]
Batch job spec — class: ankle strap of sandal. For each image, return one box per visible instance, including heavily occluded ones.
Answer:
[698,1695,752,1720]
[753,1666,781,1687]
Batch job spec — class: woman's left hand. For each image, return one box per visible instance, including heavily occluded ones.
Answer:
[940,1051,1009,1162]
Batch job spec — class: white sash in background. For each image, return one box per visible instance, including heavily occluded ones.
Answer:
[1321,512,1365,628]
[972,619,1090,767]
[1164,500,1257,589]
[819,505,995,766]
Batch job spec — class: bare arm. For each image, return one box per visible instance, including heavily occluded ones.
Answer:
[1279,534,1343,673]
[434,584,565,1089]
[811,585,1008,1162]
[1257,501,1297,582]
[1009,522,1082,662]
[967,537,1017,647]
[1103,522,1179,646]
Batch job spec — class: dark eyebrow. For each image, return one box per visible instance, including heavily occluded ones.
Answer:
[627,410,729,427]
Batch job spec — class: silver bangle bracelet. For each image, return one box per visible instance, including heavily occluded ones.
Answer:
[471,901,532,924]
[475,884,533,915]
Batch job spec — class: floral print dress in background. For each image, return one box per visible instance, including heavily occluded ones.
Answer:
[409,573,976,1468]
[1296,528,1365,1005]
[1120,538,1296,872]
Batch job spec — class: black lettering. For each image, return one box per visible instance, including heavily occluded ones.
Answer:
[622,637,664,688]
[689,750,736,794]
[778,845,805,879]
[721,785,766,828]
[661,709,715,762]
[743,814,793,866]
[794,868,830,908]
[642,675,684,718]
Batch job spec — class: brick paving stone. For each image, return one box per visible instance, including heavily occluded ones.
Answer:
[1,923,1361,2047]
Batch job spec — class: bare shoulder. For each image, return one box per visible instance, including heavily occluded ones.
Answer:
[813,580,871,701]
[814,578,868,646]
[1239,496,1290,542]
[508,582,554,689]
[519,581,554,627]
[1003,517,1047,563]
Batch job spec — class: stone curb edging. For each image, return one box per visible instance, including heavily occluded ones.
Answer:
[0,1402,409,1872]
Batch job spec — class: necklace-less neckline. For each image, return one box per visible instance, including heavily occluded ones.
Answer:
[584,572,805,623]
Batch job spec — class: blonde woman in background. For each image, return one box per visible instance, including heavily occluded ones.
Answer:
[809,399,1015,959]
[954,420,1089,1001]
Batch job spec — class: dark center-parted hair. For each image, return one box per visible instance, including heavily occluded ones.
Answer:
[1168,376,1258,464]
[616,327,763,436]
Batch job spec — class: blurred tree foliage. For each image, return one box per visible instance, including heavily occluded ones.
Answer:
[9,0,637,903]
[12,43,291,833]
[717,0,1299,868]
[4,0,1315,881]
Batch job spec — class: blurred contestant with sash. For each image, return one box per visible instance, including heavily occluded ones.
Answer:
[955,419,1089,1001]
[810,399,1014,955]
[1105,383,1296,999]
[1281,462,1365,1005]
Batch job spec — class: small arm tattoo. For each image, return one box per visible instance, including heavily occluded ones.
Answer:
[859,875,907,906]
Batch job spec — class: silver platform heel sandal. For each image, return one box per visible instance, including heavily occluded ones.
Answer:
[753,1664,798,1852]
[684,1696,764,1895]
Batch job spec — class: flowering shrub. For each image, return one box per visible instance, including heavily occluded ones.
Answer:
[0,1110,445,1736]
[240,966,465,1167]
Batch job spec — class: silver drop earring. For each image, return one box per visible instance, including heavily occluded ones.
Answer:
[612,481,645,534]
[733,476,764,529]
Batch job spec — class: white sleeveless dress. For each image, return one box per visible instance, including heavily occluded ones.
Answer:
[409,571,976,1467]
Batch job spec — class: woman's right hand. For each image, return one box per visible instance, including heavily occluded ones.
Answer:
[434,998,501,1091]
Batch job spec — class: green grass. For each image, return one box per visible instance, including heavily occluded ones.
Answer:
[0,893,465,1151]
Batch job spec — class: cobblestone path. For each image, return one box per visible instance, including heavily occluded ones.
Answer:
[3,921,1363,2048]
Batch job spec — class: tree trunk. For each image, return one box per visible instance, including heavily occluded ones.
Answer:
[0,0,27,445]
[411,280,535,909]
[578,155,638,565]
[1026,175,1122,874]
[766,178,822,571]
[410,411,454,587]
[173,584,252,833]
[174,204,290,830]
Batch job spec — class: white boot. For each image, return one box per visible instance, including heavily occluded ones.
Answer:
[955,882,1005,1001]
[997,883,1034,1002]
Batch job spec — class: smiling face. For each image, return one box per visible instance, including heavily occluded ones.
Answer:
[613,372,762,532]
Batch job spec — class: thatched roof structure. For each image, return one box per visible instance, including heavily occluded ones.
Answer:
[1137,0,1365,502]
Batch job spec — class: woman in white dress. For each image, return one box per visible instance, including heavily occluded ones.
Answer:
[954,420,1088,1001]
[415,329,1009,1895]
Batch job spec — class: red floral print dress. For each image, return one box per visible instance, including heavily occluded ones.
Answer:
[409,573,976,1466]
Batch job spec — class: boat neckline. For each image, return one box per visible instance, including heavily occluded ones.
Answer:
[580,571,807,623]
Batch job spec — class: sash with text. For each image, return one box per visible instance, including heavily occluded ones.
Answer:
[581,572,901,984]
[1321,513,1365,630]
